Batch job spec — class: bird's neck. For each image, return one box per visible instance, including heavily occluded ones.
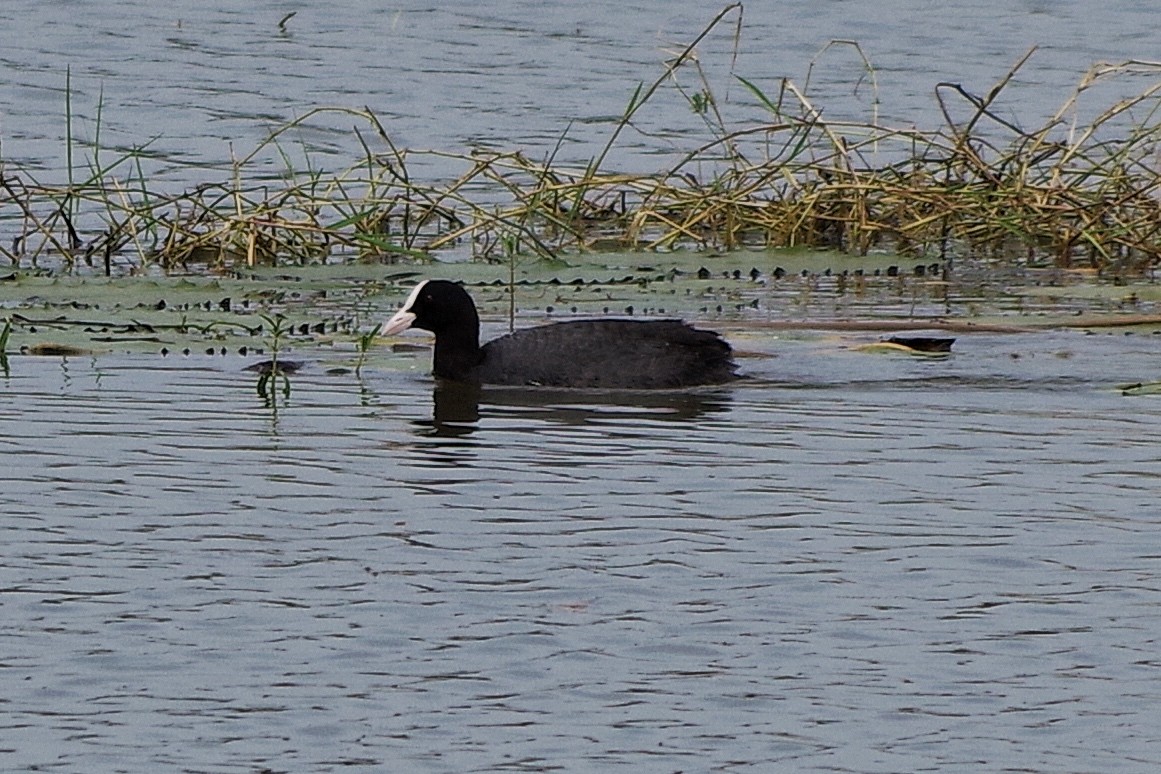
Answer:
[432,322,482,382]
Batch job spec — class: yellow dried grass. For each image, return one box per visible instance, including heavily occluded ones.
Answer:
[2,5,1160,273]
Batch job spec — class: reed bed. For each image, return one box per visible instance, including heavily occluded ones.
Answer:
[2,7,1160,274]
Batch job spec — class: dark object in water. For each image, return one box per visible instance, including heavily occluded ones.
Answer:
[380,280,738,388]
[23,343,93,357]
[244,359,303,376]
[885,336,955,353]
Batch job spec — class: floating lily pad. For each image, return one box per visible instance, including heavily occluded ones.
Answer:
[1120,381,1161,397]
[4,249,1161,373]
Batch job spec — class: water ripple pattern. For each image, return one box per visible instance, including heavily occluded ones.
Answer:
[3,329,1161,772]
[1,0,1158,180]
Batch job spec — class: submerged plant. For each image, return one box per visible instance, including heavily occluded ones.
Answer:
[0,317,11,376]
[355,324,379,378]
[255,312,293,403]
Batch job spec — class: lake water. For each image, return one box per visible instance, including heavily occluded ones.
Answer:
[4,2,1161,772]
[4,329,1161,772]
[3,0,1158,183]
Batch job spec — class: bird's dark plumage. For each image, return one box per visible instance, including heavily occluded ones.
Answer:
[381,280,737,389]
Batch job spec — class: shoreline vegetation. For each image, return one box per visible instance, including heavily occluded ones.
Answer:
[1,4,1160,277]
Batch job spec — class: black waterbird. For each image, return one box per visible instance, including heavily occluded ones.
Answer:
[380,280,738,389]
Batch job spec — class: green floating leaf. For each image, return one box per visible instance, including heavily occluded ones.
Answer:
[1120,381,1161,396]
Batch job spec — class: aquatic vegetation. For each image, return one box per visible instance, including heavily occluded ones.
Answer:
[0,6,1159,275]
[252,313,294,403]
[354,326,379,378]
[0,317,10,375]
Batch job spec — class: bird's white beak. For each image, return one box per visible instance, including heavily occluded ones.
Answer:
[380,281,428,337]
[379,308,416,336]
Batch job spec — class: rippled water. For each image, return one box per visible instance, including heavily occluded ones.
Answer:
[3,0,1158,182]
[4,328,1161,772]
[5,2,1161,771]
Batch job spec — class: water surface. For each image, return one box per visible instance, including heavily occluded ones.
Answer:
[4,2,1161,770]
[3,329,1161,772]
[2,0,1157,183]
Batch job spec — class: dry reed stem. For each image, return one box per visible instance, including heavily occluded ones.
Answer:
[2,10,1160,273]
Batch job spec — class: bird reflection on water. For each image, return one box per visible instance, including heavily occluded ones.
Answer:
[411,381,734,438]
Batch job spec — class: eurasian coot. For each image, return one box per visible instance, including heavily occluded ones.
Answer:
[380,280,738,388]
